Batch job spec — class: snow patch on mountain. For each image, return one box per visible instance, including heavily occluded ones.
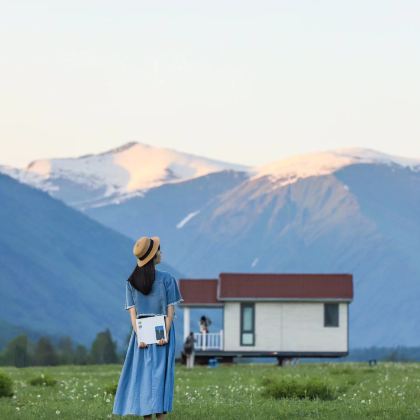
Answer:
[250,148,420,186]
[0,163,59,192]
[176,210,201,229]
[25,142,250,196]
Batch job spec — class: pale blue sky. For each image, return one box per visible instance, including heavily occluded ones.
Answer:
[1,0,419,168]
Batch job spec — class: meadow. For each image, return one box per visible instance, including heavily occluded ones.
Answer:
[0,361,419,419]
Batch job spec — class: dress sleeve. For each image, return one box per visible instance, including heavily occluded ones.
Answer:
[165,275,184,307]
[125,280,135,310]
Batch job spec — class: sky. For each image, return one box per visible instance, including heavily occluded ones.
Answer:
[0,0,419,169]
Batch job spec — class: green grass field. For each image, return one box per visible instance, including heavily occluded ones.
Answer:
[1,361,419,419]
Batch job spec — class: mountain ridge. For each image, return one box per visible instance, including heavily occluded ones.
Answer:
[2,144,419,212]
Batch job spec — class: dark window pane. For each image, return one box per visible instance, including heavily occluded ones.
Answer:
[324,303,339,327]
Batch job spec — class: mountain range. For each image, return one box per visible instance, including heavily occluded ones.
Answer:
[1,142,420,349]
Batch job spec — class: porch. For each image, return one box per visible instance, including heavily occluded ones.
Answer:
[183,303,224,351]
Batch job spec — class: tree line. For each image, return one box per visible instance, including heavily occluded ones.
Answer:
[0,328,131,367]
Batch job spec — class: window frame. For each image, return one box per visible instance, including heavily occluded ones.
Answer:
[240,302,255,346]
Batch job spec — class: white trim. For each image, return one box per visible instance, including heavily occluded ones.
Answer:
[219,297,352,302]
[183,307,190,341]
[167,298,185,306]
[180,303,224,307]
[125,305,135,310]
[194,331,223,351]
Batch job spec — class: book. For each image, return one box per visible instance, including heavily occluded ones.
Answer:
[136,315,167,345]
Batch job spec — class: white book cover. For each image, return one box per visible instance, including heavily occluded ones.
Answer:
[136,315,167,345]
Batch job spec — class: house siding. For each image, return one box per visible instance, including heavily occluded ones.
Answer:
[224,301,348,352]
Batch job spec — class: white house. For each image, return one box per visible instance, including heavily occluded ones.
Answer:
[179,272,353,364]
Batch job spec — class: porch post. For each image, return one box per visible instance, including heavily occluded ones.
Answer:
[183,306,190,342]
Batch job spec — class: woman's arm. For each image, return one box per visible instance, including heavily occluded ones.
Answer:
[129,307,137,333]
[156,305,174,346]
[129,307,148,348]
[165,304,175,335]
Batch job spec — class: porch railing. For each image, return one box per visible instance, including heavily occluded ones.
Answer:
[194,330,223,351]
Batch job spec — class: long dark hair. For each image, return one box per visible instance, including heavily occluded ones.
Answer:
[128,247,159,295]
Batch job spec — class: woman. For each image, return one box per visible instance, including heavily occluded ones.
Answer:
[112,236,184,419]
[199,315,211,334]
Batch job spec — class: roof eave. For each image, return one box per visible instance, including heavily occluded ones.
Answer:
[179,303,224,307]
[218,297,353,302]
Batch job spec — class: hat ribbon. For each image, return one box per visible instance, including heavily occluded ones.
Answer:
[139,238,155,261]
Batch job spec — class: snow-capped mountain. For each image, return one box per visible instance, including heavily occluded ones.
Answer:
[0,141,251,210]
[2,143,420,348]
[82,147,420,349]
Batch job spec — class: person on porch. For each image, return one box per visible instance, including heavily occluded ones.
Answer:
[199,315,212,348]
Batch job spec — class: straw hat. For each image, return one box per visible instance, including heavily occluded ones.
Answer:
[133,236,160,267]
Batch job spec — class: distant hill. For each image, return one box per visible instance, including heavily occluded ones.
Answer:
[0,319,47,350]
[0,173,183,351]
[84,168,249,240]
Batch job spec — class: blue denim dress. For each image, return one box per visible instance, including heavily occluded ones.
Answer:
[112,268,184,417]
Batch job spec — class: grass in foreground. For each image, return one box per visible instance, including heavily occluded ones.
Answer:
[0,361,419,419]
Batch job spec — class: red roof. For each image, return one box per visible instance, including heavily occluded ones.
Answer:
[178,279,221,306]
[179,273,353,305]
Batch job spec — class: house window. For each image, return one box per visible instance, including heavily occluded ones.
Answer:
[240,303,255,346]
[324,303,339,327]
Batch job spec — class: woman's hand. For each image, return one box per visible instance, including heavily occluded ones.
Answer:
[156,338,168,346]
[138,341,148,349]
